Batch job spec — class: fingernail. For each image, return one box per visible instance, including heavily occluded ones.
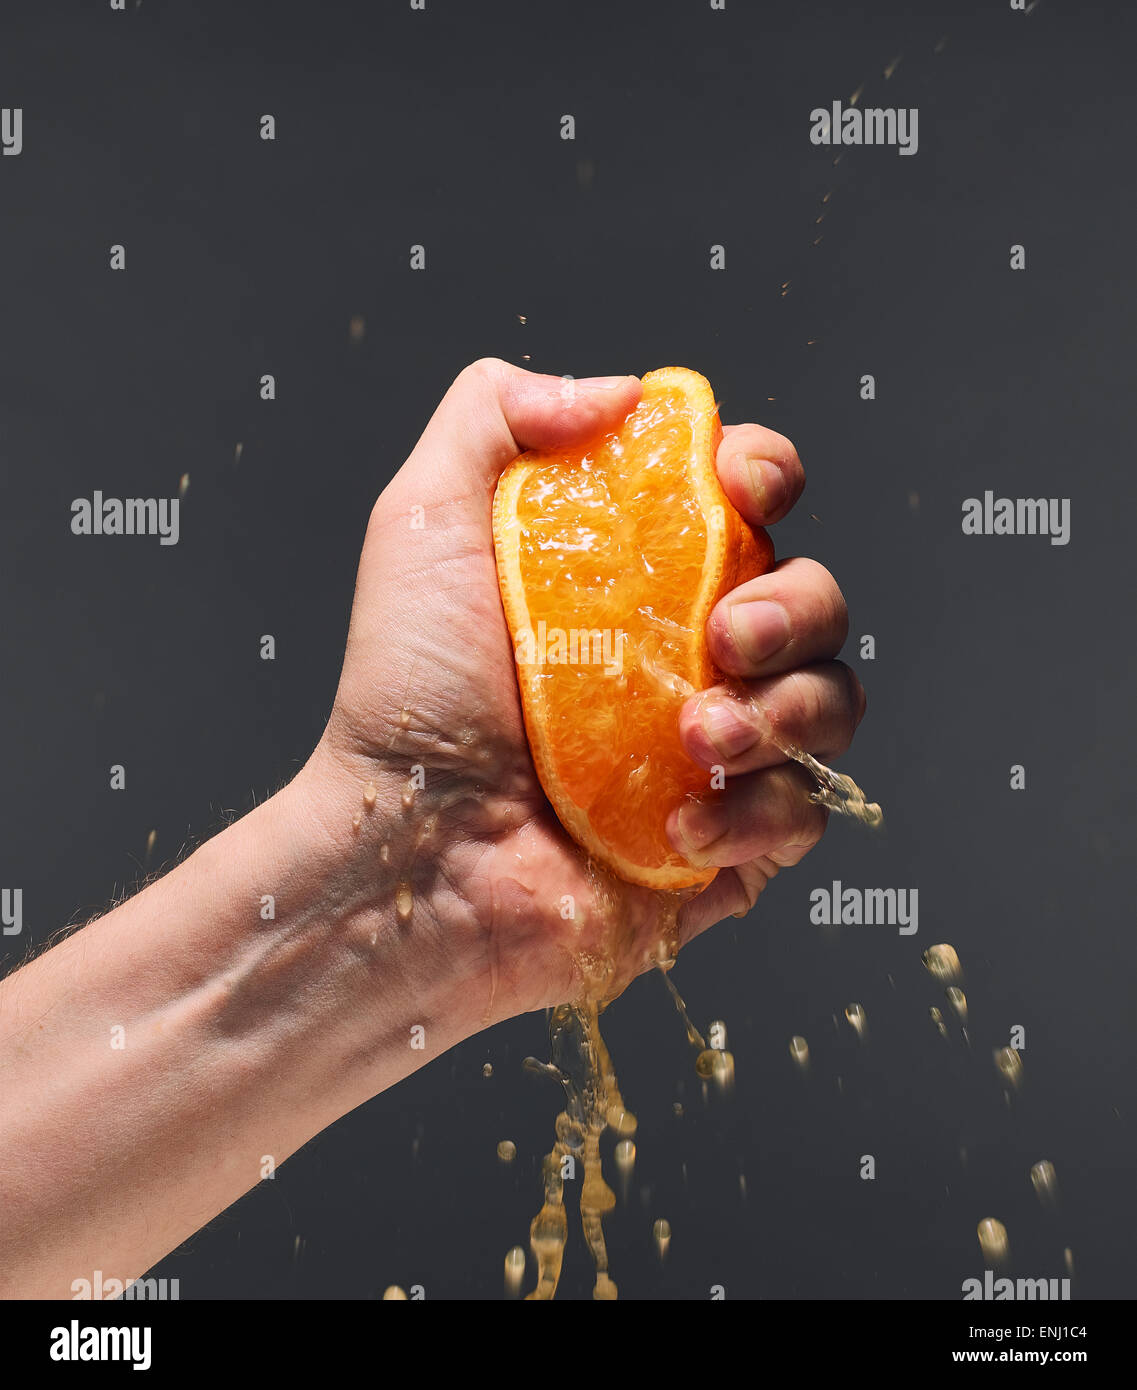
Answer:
[729,599,791,665]
[738,454,788,518]
[575,375,634,390]
[700,697,757,759]
[668,800,724,861]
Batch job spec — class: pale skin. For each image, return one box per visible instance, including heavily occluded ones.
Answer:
[0,360,864,1298]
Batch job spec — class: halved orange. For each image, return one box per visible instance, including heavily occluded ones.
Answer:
[493,367,774,890]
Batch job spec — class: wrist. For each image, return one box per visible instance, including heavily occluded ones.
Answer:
[264,738,491,1105]
[0,742,487,1298]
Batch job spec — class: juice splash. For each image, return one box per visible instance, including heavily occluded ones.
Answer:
[517,724,881,1300]
[377,685,881,1298]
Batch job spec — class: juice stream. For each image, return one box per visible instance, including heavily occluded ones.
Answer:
[521,720,880,1301]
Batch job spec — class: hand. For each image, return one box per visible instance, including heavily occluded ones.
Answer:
[306,358,866,1024]
[0,358,865,1296]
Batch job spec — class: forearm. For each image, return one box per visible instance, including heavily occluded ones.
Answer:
[0,749,481,1298]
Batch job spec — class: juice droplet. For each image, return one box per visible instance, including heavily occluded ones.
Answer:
[504,1245,526,1298]
[395,882,413,923]
[845,1003,867,1039]
[945,986,967,1021]
[351,813,361,831]
[380,842,390,864]
[993,1046,1023,1089]
[382,1285,408,1300]
[482,1063,493,1078]
[614,1139,636,1174]
[712,1050,735,1093]
[1063,1247,1074,1278]
[401,782,416,810]
[606,1106,637,1138]
[362,781,377,810]
[652,1218,672,1260]
[1030,1160,1058,1208]
[399,707,412,728]
[497,1140,517,1164]
[178,472,190,498]
[922,944,962,983]
[977,1218,1009,1267]
[929,1006,949,1038]
[695,1048,718,1079]
[789,1035,810,1070]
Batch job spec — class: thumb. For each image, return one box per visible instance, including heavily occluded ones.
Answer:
[382,358,642,520]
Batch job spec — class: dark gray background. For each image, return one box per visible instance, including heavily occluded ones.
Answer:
[1,0,1133,1300]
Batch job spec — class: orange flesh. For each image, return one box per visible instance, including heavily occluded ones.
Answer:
[494,367,772,890]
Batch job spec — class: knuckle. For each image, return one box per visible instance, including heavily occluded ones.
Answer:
[728,868,755,917]
[782,766,826,846]
[800,797,828,847]
[784,669,824,736]
[458,356,508,392]
[810,569,849,647]
[822,671,858,756]
[842,663,868,726]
